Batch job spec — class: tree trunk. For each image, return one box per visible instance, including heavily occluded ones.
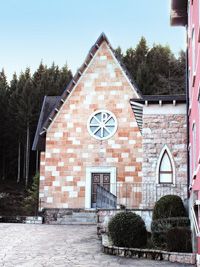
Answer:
[25,121,30,187]
[23,145,26,180]
[17,141,21,183]
[2,144,5,180]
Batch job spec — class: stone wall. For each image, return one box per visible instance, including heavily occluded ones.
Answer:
[102,234,196,265]
[0,216,42,224]
[142,105,187,191]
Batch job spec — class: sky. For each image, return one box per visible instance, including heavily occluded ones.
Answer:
[0,0,186,83]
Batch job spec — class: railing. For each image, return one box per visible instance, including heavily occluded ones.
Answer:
[190,206,200,237]
[98,182,187,210]
[96,184,117,209]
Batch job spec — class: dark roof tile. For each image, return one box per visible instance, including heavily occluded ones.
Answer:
[32,96,60,151]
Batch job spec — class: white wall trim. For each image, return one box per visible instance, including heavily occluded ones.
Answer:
[156,145,176,184]
[85,166,117,209]
[143,103,186,115]
[87,110,118,140]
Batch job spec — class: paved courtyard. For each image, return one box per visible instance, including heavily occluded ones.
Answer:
[0,223,194,267]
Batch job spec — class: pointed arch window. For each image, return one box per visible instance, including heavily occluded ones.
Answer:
[159,150,173,184]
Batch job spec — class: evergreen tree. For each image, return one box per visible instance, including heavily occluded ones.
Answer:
[123,47,136,80]
[6,73,21,181]
[120,38,186,95]
[16,69,36,186]
[134,36,149,66]
[115,46,124,59]
[0,69,9,180]
[58,63,73,95]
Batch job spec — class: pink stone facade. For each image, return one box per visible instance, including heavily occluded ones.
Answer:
[188,0,200,184]
[39,42,143,209]
[187,0,200,258]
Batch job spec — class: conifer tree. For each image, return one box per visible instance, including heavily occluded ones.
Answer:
[0,69,9,180]
[16,68,36,186]
[115,46,124,59]
[7,73,21,181]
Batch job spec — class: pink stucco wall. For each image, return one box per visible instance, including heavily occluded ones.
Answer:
[188,0,200,255]
[189,2,200,194]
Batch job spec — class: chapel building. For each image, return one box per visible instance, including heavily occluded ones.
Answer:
[33,33,187,215]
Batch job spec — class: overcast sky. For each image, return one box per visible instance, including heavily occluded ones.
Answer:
[0,0,186,83]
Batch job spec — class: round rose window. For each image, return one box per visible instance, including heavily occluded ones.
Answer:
[87,110,117,140]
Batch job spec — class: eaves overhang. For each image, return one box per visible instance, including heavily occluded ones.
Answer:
[131,95,186,105]
[170,0,187,27]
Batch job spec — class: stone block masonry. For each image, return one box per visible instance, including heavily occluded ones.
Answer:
[142,112,187,186]
[39,42,142,210]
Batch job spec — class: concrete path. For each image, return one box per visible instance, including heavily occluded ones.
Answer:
[0,224,194,267]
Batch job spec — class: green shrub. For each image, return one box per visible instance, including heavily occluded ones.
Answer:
[23,173,39,215]
[166,227,192,252]
[151,217,190,246]
[152,195,186,220]
[108,211,147,248]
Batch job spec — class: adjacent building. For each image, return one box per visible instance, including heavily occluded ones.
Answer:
[171,0,200,262]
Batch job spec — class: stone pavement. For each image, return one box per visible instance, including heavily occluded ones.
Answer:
[0,223,194,267]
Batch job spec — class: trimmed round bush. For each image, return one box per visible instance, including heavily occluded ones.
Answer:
[166,227,192,252]
[108,211,147,248]
[151,217,190,246]
[152,195,186,220]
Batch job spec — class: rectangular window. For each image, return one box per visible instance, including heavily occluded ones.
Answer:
[189,69,191,108]
[193,123,196,174]
[188,1,190,38]
[199,0,200,24]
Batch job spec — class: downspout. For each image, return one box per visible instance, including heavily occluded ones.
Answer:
[186,28,190,199]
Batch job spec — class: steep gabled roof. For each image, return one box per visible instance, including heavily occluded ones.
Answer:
[32,96,60,151]
[38,32,143,138]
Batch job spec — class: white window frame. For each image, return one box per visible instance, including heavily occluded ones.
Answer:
[85,167,117,209]
[188,68,192,113]
[198,93,200,164]
[156,145,175,184]
[189,144,192,187]
[192,121,196,177]
[192,26,196,84]
[188,0,191,39]
[198,0,200,41]
[87,110,118,140]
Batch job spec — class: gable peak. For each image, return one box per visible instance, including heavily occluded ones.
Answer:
[39,33,143,136]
